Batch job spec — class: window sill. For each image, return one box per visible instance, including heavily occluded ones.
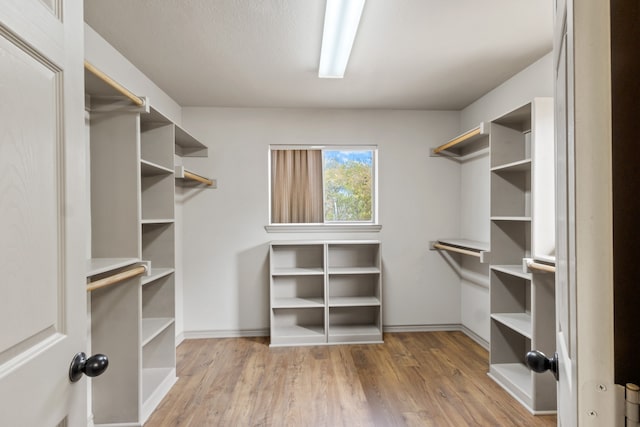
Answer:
[265,224,382,233]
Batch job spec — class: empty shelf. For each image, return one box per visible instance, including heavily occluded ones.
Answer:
[86,258,139,277]
[491,265,532,280]
[142,318,175,346]
[272,297,324,308]
[491,313,532,338]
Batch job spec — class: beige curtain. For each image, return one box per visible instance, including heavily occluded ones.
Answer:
[271,149,323,223]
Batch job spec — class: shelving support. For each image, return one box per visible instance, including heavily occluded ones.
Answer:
[175,165,216,187]
[431,239,490,263]
[524,258,556,274]
[87,264,148,292]
[431,122,489,161]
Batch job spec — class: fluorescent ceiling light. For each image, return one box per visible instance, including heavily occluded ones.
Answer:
[318,0,366,78]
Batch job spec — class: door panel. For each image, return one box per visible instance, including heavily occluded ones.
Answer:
[0,0,86,425]
[554,1,577,426]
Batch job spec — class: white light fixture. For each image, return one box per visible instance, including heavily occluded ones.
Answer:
[318,0,366,78]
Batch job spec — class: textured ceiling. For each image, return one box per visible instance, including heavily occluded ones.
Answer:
[84,0,553,110]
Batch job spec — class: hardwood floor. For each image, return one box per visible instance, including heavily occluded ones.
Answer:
[146,332,557,426]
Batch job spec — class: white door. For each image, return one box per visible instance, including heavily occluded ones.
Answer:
[553,0,577,424]
[0,1,88,426]
[554,0,617,425]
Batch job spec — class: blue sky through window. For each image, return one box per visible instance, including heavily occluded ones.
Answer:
[324,150,373,165]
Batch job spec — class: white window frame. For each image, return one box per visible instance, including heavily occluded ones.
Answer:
[265,144,381,233]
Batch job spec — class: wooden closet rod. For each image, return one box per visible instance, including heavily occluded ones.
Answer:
[184,170,214,186]
[526,260,556,273]
[87,265,147,292]
[433,243,481,258]
[84,60,145,107]
[433,126,481,154]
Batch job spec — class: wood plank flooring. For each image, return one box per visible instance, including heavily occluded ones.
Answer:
[146,331,557,426]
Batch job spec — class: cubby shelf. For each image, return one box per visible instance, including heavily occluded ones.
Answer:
[269,241,382,347]
[86,79,208,425]
[488,99,556,414]
[491,313,532,338]
[491,265,532,280]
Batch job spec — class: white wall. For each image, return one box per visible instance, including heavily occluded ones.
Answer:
[179,108,463,335]
[456,51,554,343]
[461,53,554,129]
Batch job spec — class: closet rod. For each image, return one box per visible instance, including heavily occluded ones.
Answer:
[526,260,556,273]
[184,170,214,186]
[87,265,147,292]
[433,243,481,258]
[433,126,481,154]
[84,60,145,107]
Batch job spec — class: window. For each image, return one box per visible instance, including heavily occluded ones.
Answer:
[269,146,378,230]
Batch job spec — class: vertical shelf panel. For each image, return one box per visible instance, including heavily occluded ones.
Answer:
[90,276,141,424]
[90,112,141,259]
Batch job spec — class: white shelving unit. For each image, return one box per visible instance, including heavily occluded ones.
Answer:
[269,241,382,347]
[85,70,209,424]
[487,99,557,414]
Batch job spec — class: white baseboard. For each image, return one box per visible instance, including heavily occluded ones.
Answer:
[181,324,489,350]
[460,325,490,350]
[382,323,461,333]
[175,331,185,347]
[183,328,269,340]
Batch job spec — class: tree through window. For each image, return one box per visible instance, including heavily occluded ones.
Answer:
[270,146,377,225]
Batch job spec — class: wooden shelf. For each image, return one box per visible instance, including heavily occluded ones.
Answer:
[491,265,532,280]
[175,125,208,157]
[271,324,325,339]
[491,313,532,338]
[271,267,324,276]
[328,296,380,307]
[327,266,380,275]
[141,218,175,224]
[141,160,174,176]
[272,297,324,308]
[141,318,175,346]
[491,216,532,222]
[142,268,174,285]
[491,159,532,172]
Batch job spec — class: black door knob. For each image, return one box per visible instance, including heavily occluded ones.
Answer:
[69,352,109,382]
[525,350,559,381]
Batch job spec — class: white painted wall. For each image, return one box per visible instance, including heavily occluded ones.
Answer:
[179,108,462,334]
[456,51,554,343]
[461,53,554,130]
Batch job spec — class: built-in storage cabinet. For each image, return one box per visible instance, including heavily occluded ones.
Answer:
[270,241,382,347]
[433,98,555,413]
[487,99,556,414]
[85,72,209,423]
